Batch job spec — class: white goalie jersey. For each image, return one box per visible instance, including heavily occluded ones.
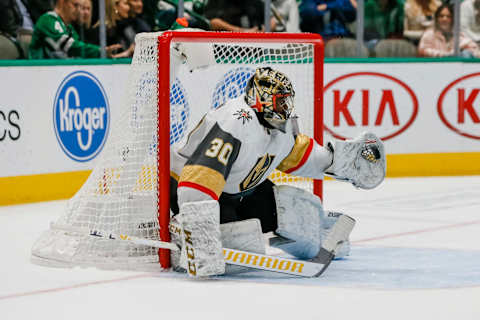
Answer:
[171,95,333,204]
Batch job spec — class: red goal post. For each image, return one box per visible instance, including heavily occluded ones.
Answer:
[157,31,324,268]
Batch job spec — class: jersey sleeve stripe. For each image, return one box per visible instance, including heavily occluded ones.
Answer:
[177,181,219,201]
[276,134,313,173]
[284,138,313,173]
[178,164,226,199]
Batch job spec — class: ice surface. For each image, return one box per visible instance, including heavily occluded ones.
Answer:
[1,176,479,320]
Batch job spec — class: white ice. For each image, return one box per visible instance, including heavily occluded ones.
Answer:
[1,176,479,320]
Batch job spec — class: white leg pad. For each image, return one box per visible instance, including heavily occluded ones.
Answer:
[170,216,265,275]
[273,185,324,259]
[220,218,266,254]
[174,200,225,277]
[220,218,266,274]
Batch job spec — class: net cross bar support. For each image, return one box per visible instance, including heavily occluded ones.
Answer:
[156,31,324,269]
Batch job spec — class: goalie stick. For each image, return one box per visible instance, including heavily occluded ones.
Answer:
[51,215,354,277]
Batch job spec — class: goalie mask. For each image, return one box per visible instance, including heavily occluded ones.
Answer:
[245,67,295,133]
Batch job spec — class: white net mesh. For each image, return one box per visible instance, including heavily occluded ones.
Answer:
[31,32,320,271]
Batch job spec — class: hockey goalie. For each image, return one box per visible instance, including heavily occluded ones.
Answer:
[169,66,386,277]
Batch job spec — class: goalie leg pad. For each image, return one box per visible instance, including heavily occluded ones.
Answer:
[170,217,265,275]
[176,200,225,277]
[220,218,266,274]
[272,185,325,259]
[326,131,386,190]
[221,218,266,254]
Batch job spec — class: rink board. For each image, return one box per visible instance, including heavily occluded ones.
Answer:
[1,59,480,204]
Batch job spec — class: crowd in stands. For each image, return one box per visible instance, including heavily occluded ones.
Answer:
[1,0,480,59]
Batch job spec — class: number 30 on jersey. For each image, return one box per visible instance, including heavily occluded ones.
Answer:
[205,138,233,166]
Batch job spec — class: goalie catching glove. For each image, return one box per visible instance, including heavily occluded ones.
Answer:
[326,131,386,189]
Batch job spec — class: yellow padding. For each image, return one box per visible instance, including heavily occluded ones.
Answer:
[269,169,312,184]
[386,152,480,177]
[0,170,92,206]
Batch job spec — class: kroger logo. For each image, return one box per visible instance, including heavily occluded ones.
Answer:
[53,71,110,162]
[212,67,255,109]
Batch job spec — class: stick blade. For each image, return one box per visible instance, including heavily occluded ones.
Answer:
[309,247,335,277]
[223,248,327,277]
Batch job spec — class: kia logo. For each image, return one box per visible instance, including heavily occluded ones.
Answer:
[437,72,480,140]
[324,72,419,141]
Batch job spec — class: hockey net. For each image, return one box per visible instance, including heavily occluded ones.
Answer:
[31,31,324,271]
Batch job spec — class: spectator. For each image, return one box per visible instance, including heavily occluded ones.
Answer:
[364,0,404,49]
[128,0,151,33]
[203,0,265,32]
[403,0,441,44]
[142,0,209,32]
[418,3,480,58]
[104,0,151,58]
[299,0,357,40]
[79,0,92,29]
[460,0,480,45]
[29,0,123,59]
[88,0,134,57]
[27,0,55,23]
[0,0,22,59]
[272,0,301,32]
[89,0,129,44]
[180,0,211,30]
[15,0,36,56]
[121,0,151,48]
[73,0,93,44]
[143,0,176,31]
[0,0,35,58]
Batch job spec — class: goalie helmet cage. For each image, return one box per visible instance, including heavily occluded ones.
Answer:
[31,31,324,271]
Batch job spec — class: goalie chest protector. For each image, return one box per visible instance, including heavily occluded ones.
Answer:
[171,95,297,195]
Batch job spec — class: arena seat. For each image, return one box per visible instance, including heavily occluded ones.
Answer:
[324,38,369,58]
[0,35,21,60]
[373,39,417,57]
